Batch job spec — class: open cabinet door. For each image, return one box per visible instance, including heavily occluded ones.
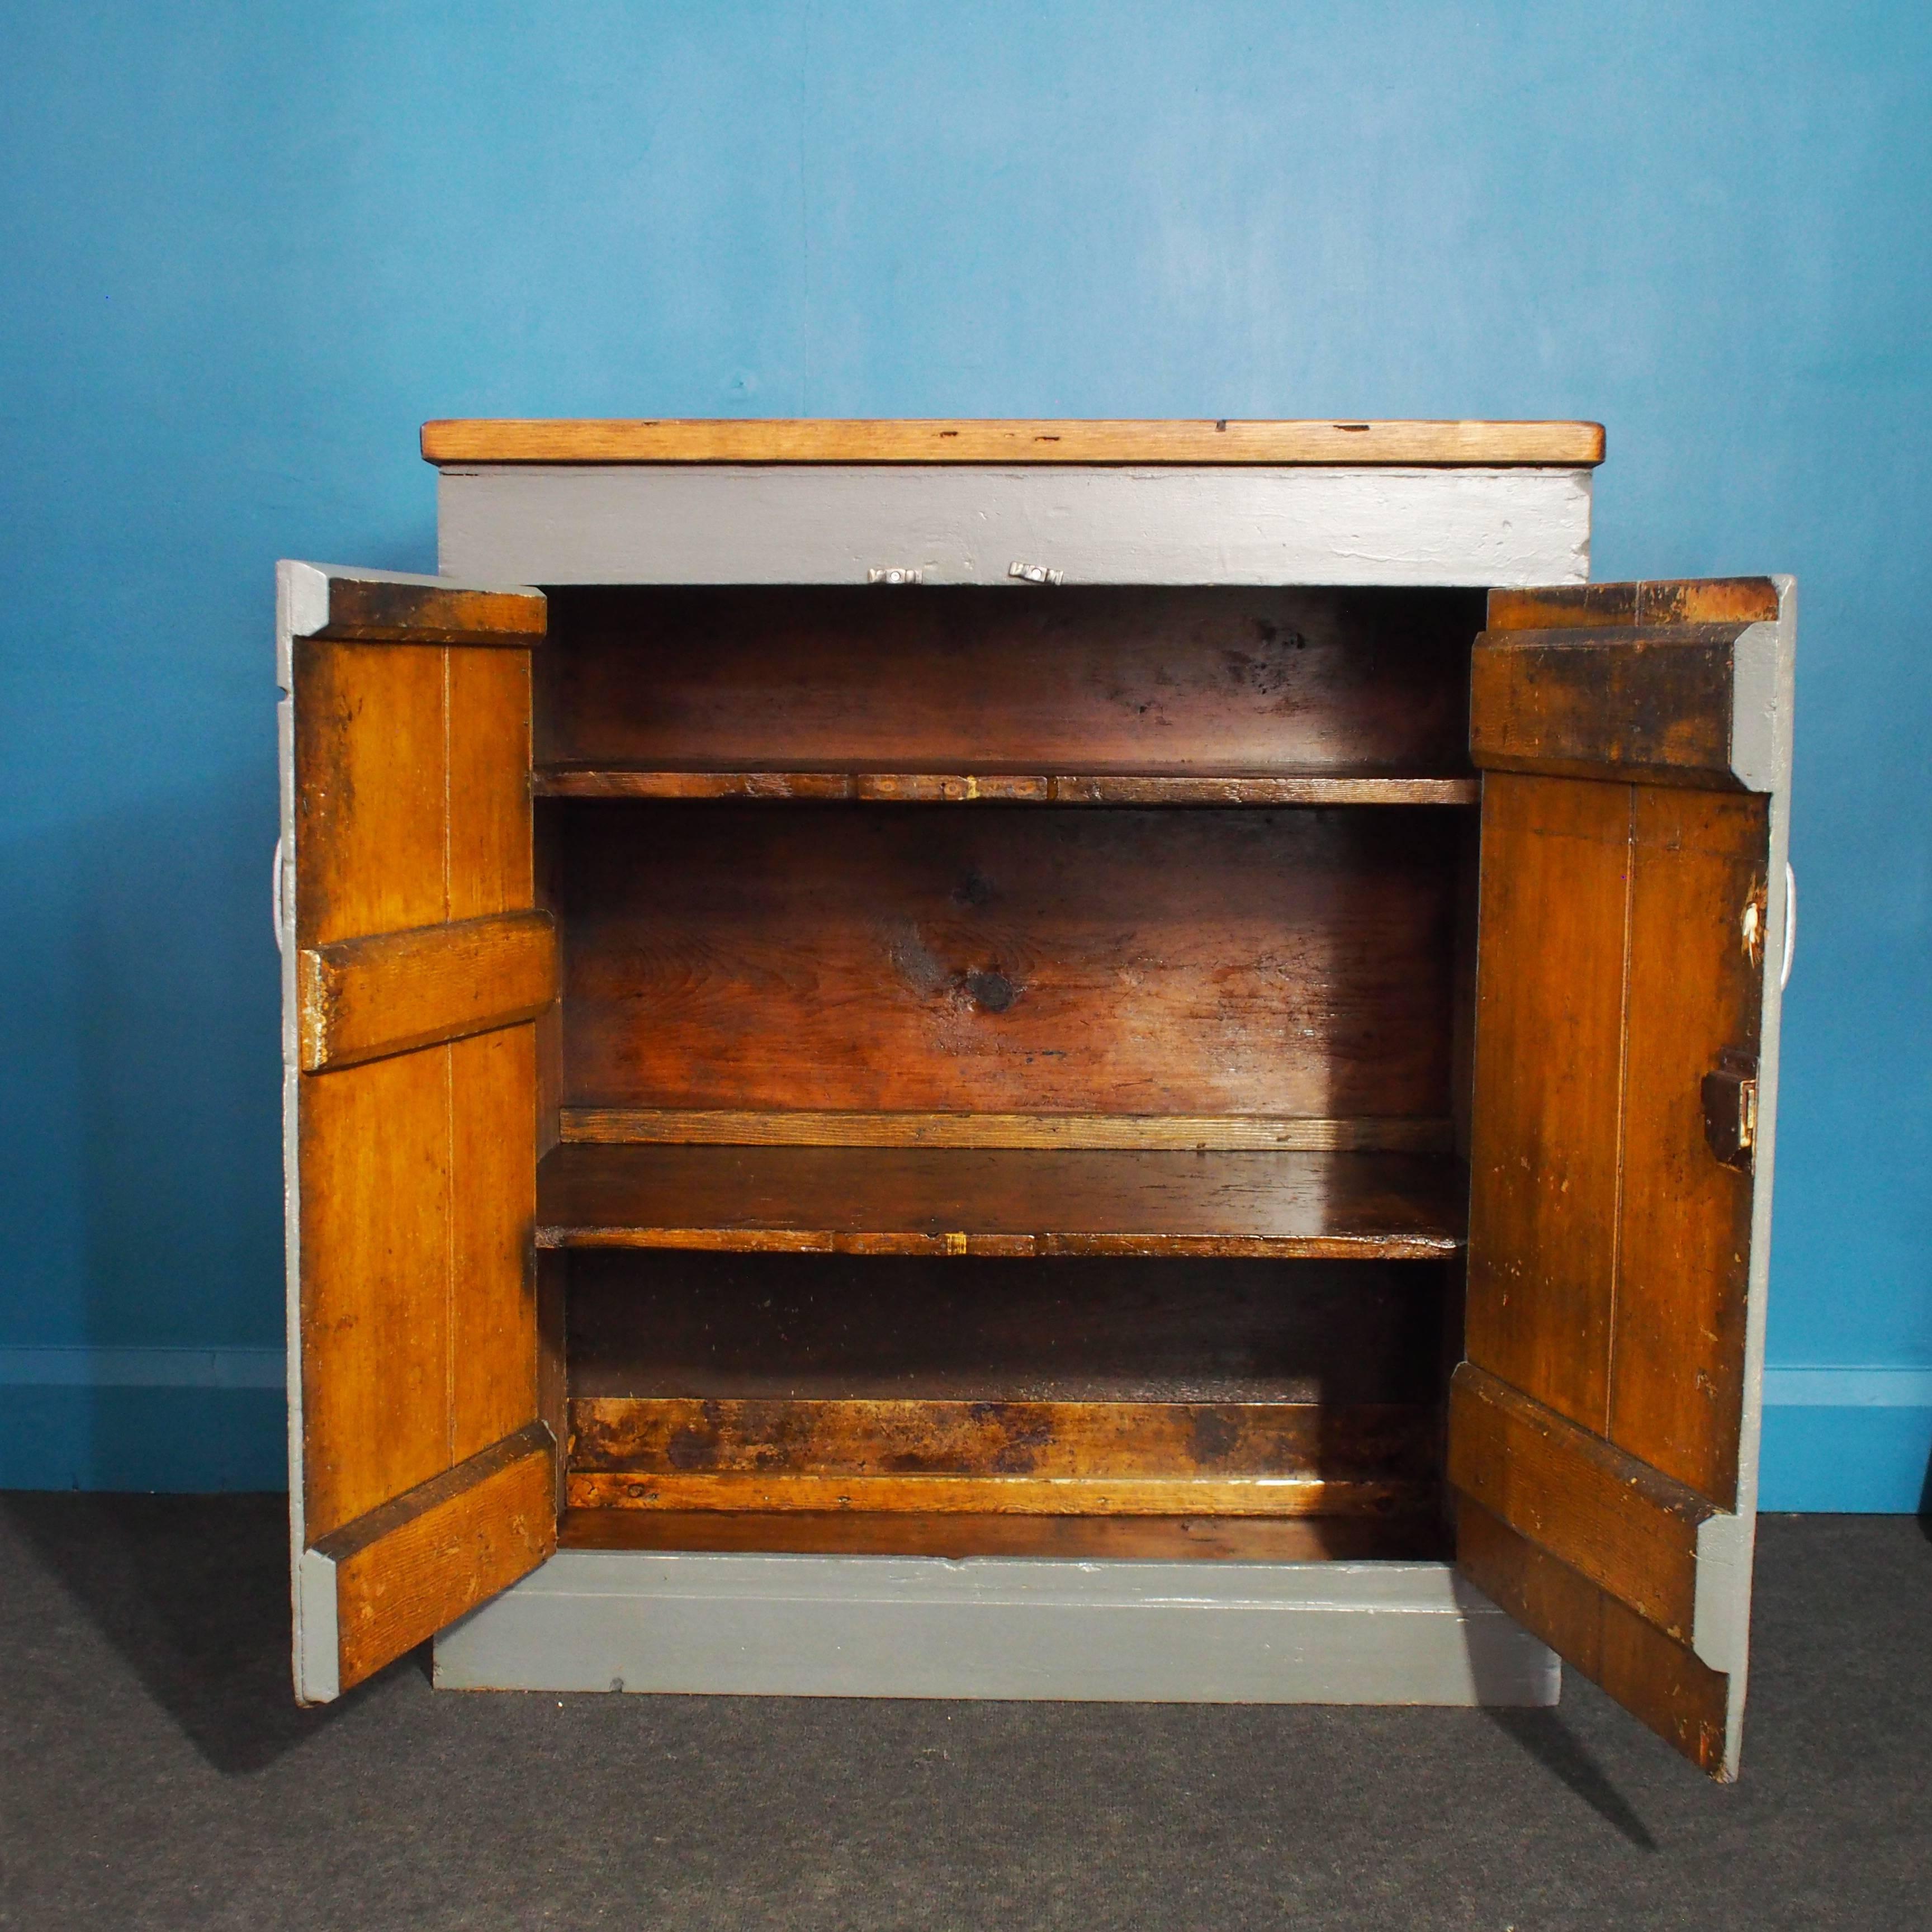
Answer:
[1452,577,1795,1779]
[277,563,559,1702]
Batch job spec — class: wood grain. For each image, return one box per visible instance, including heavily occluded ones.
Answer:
[559,802,1461,1120]
[1612,788,1765,1503]
[304,574,544,645]
[539,585,1481,780]
[558,1507,1445,1561]
[424,418,1607,467]
[558,1109,1456,1153]
[1464,774,1631,1433]
[1457,1500,1731,1778]
[569,1396,1434,1482]
[1470,624,1758,788]
[316,1423,556,1693]
[1486,578,1777,633]
[536,1144,1466,1259]
[566,1471,1418,1515]
[534,768,1479,806]
[1447,1363,1711,1646]
[298,909,557,1071]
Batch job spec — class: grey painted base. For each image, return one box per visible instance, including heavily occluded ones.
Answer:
[433,1553,1560,1706]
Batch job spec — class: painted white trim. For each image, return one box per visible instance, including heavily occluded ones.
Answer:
[1762,1367,1932,1408]
[0,1346,286,1389]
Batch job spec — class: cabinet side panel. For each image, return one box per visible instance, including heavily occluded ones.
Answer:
[1612,790,1767,1504]
[448,646,533,917]
[1465,775,1630,1432]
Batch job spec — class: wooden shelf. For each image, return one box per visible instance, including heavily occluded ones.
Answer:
[533,765,1479,806]
[536,1145,1465,1261]
[558,1508,1449,1563]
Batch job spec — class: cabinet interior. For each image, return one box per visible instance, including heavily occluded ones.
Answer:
[534,584,1486,1560]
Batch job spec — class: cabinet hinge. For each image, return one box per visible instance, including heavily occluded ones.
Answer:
[1701,1051,1759,1171]
[1008,561,1064,586]
[866,567,923,586]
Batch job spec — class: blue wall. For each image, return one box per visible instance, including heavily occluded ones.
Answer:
[1,2,1927,1504]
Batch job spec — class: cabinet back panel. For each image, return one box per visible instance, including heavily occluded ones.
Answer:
[539,586,1480,775]
[567,1252,1442,1404]
[557,802,1460,1117]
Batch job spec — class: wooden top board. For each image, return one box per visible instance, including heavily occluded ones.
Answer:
[421,419,1606,467]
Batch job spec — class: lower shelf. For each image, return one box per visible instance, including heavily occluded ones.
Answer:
[558,1509,1448,1562]
[565,1395,1437,1518]
[536,1145,1466,1259]
[433,1552,1559,1704]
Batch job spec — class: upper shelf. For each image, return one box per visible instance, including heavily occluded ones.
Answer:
[536,1145,1466,1262]
[423,418,1606,468]
[533,766,1480,807]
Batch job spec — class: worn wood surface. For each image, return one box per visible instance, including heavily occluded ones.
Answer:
[556,1507,1446,1561]
[539,586,1480,780]
[536,1145,1466,1259]
[298,909,556,1071]
[559,802,1460,1120]
[1486,578,1778,633]
[1464,774,1632,1433]
[316,1423,556,1693]
[571,1396,1433,1480]
[566,1251,1445,1405]
[1470,624,1761,788]
[1458,1501,1730,1777]
[535,768,1480,806]
[567,1471,1420,1516]
[299,570,545,645]
[1612,789,1765,1500]
[291,608,552,1656]
[558,1109,1455,1153]
[424,418,1606,467]
[1447,1364,1711,1645]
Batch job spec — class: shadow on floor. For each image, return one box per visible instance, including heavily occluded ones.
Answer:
[1481,1705,1660,1849]
[0,1491,389,1775]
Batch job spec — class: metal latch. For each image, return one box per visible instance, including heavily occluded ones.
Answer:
[1701,1050,1759,1171]
[1008,561,1063,586]
[866,567,923,585]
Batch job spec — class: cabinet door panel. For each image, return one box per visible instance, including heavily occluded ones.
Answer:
[1458,577,1793,1779]
[279,562,557,1703]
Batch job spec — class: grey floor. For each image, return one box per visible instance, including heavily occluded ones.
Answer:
[0,1502,1926,1931]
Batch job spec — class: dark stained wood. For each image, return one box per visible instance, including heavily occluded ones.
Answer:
[539,586,1481,780]
[1457,1502,1731,1779]
[566,1252,1446,1405]
[1464,774,1631,1434]
[1447,1364,1711,1646]
[1470,623,1760,788]
[558,1109,1455,1153]
[424,418,1607,467]
[536,768,1478,807]
[316,1423,556,1694]
[571,1396,1433,1480]
[1486,577,1778,633]
[536,1145,1466,1259]
[1612,788,1766,1503]
[298,909,557,1072]
[305,574,544,645]
[559,802,1461,1121]
[558,1507,1447,1561]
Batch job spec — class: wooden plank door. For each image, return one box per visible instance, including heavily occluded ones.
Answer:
[1453,577,1796,1779]
[277,562,559,1702]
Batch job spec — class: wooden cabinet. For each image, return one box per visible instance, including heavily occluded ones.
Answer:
[278,420,1792,1778]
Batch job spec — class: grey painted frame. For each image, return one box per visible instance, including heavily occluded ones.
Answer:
[435,462,1593,587]
[434,1553,1560,1705]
